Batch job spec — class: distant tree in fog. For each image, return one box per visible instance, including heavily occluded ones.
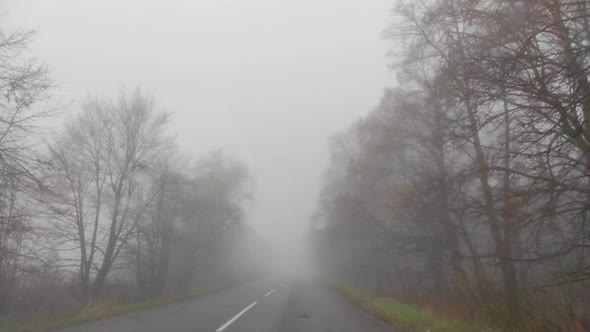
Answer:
[131,161,184,299]
[129,149,256,298]
[174,150,253,291]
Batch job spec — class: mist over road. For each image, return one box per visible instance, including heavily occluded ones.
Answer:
[59,279,393,332]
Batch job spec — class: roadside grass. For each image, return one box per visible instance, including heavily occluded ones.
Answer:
[0,288,221,332]
[326,282,499,332]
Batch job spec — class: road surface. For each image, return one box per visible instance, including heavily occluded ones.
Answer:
[60,279,394,332]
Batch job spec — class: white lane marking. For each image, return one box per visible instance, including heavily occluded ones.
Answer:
[264,289,276,297]
[216,301,258,332]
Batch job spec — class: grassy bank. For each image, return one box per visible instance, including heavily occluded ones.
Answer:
[326,282,498,332]
[0,288,221,332]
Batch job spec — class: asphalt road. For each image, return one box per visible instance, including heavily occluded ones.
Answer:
[60,279,394,332]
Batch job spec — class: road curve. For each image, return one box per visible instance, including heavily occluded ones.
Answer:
[60,279,394,332]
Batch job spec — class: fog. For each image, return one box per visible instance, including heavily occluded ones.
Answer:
[8,1,590,330]
[6,0,392,268]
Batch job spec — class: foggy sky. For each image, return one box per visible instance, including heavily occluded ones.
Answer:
[6,0,393,258]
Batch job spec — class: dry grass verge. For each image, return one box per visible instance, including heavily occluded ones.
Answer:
[0,288,221,332]
[326,281,498,332]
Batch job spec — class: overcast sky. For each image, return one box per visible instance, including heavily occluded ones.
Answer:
[6,0,394,257]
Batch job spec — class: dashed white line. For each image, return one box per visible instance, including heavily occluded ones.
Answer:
[264,289,276,297]
[215,301,258,332]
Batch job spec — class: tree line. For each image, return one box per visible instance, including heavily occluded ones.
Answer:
[0,18,260,319]
[312,0,590,331]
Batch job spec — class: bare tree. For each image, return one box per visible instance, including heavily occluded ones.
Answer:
[45,88,170,302]
[0,9,52,313]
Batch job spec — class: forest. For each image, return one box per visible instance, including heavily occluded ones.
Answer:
[312,0,590,331]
